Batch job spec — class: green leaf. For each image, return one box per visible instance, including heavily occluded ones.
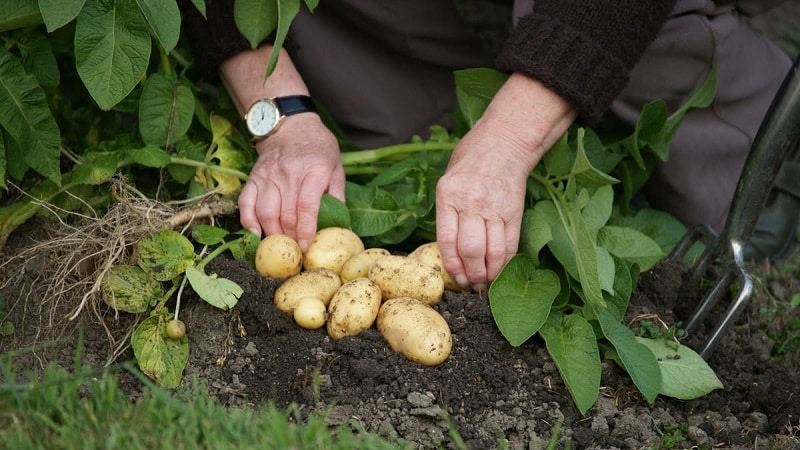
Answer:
[138,73,195,147]
[568,128,619,190]
[581,185,613,234]
[124,145,171,168]
[18,31,60,87]
[75,0,152,110]
[489,254,560,347]
[169,139,205,184]
[593,306,661,404]
[190,0,207,18]
[0,135,6,190]
[597,225,665,272]
[38,0,87,31]
[137,230,196,281]
[539,311,601,415]
[609,208,688,255]
[346,182,402,237]
[131,312,189,388]
[519,209,552,263]
[191,224,228,246]
[0,1,42,32]
[318,193,351,230]
[101,264,163,313]
[228,229,260,264]
[0,50,62,185]
[263,0,301,78]
[185,266,243,310]
[134,0,181,51]
[454,68,508,126]
[234,0,278,48]
[636,337,723,399]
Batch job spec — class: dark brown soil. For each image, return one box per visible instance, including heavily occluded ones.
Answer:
[1,218,799,449]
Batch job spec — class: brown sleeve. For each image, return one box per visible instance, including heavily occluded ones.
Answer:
[495,0,678,125]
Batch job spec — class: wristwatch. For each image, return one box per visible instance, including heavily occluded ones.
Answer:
[244,95,316,141]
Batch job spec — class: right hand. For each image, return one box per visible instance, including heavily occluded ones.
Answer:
[238,113,346,251]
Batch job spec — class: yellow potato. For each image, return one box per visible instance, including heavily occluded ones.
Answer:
[273,268,342,314]
[293,296,327,330]
[255,234,303,279]
[303,227,365,275]
[377,297,452,366]
[340,248,391,282]
[408,241,466,292]
[368,255,444,305]
[326,278,382,340]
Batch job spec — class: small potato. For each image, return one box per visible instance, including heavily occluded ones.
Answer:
[304,227,365,275]
[273,268,342,314]
[368,255,444,305]
[293,296,327,330]
[408,241,466,292]
[326,278,382,340]
[255,234,303,279]
[377,297,452,366]
[340,248,391,282]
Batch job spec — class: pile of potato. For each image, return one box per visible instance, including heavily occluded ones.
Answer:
[254,227,460,366]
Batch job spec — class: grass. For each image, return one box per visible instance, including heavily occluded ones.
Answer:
[0,343,411,450]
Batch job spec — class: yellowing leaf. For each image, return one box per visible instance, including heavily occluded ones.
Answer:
[131,313,189,388]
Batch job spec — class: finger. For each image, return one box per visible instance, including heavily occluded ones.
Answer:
[256,181,284,237]
[238,181,262,237]
[328,166,346,203]
[457,214,488,289]
[485,219,508,283]
[435,203,468,288]
[295,175,331,251]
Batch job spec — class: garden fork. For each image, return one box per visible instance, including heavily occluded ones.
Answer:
[668,53,800,359]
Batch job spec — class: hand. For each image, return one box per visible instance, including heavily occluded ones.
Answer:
[436,74,577,291]
[238,113,345,250]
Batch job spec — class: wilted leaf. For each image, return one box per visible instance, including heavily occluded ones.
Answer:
[102,264,163,313]
[137,230,196,281]
[131,313,189,388]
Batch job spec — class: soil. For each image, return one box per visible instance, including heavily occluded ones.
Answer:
[1,214,800,450]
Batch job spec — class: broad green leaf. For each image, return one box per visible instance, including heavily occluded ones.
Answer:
[228,229,261,264]
[303,0,319,10]
[185,266,243,310]
[135,0,181,51]
[519,209,552,263]
[609,208,688,255]
[0,135,6,190]
[489,254,560,347]
[539,311,601,415]
[603,256,634,321]
[18,31,60,87]
[131,313,189,388]
[75,0,151,110]
[169,139,206,184]
[138,73,195,146]
[234,0,278,48]
[0,50,62,184]
[581,184,613,233]
[595,246,616,295]
[137,230,196,281]
[568,128,619,190]
[609,100,668,169]
[597,225,664,272]
[101,264,163,313]
[191,224,229,246]
[263,0,302,77]
[454,68,508,125]
[542,132,573,178]
[190,0,206,18]
[38,0,87,31]
[124,145,171,168]
[636,337,723,399]
[199,137,247,194]
[0,1,42,32]
[69,151,121,185]
[318,193,351,230]
[346,182,402,237]
[593,306,661,403]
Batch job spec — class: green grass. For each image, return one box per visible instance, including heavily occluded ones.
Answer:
[0,355,410,450]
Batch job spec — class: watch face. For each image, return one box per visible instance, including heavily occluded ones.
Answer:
[245,99,280,138]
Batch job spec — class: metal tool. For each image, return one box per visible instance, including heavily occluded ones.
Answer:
[668,54,800,359]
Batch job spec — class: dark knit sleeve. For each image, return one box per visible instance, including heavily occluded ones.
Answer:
[496,0,677,125]
[178,0,269,79]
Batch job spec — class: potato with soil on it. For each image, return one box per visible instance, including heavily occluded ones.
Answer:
[303,227,365,275]
[273,268,342,314]
[326,277,382,340]
[368,254,444,305]
[340,248,391,282]
[293,296,327,330]
[254,234,303,279]
[377,297,452,366]
[408,241,467,292]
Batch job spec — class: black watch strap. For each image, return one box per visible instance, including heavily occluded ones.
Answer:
[275,95,316,117]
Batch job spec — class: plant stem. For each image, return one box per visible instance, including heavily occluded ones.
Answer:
[169,156,250,182]
[340,141,456,166]
[196,238,240,272]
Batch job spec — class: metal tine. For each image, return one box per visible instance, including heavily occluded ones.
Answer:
[676,54,800,359]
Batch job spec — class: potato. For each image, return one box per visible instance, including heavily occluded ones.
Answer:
[340,248,391,282]
[303,227,365,275]
[326,278,382,340]
[377,297,452,366]
[273,268,341,314]
[368,255,444,305]
[408,241,465,291]
[255,234,303,279]
[293,296,327,330]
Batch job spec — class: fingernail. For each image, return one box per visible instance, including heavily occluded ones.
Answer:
[455,274,469,288]
[473,283,487,293]
[298,240,309,252]
[248,228,261,237]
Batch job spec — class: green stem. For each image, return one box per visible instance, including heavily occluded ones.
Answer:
[156,283,180,310]
[340,141,457,166]
[169,156,250,182]
[158,43,172,76]
[196,238,239,271]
